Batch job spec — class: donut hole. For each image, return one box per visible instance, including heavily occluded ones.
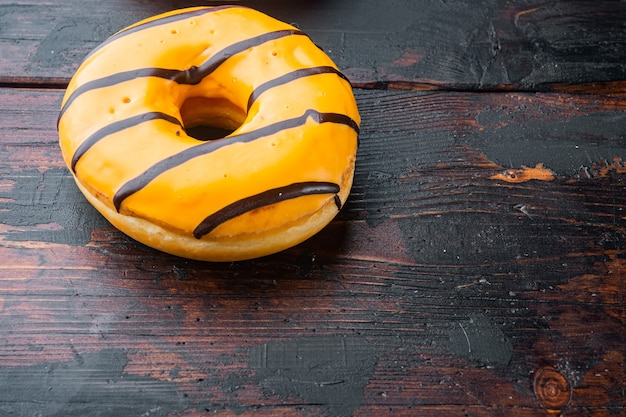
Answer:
[186,125,235,142]
[180,97,246,142]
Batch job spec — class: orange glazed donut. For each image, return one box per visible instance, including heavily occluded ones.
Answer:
[57,6,360,261]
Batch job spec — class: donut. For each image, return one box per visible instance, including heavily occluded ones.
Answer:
[57,6,360,261]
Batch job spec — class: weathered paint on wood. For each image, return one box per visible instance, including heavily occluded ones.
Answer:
[0,0,625,416]
[0,0,625,92]
[1,84,624,415]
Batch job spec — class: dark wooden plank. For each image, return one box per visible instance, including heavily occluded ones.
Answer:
[1,0,625,92]
[0,86,624,416]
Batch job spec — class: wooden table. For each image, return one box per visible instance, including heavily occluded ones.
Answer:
[1,1,625,416]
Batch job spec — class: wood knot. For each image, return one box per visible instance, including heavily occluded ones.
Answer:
[533,367,572,410]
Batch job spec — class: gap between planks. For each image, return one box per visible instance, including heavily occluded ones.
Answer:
[2,75,626,97]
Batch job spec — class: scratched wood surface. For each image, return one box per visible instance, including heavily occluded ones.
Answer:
[1,0,626,93]
[1,1,625,416]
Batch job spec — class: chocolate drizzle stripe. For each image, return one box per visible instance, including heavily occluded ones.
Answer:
[193,182,341,238]
[59,69,179,124]
[82,6,238,63]
[175,29,306,84]
[112,109,359,211]
[71,112,183,173]
[59,29,306,123]
[333,194,342,210]
[246,66,351,111]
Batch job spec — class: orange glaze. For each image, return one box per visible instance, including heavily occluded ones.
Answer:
[58,6,360,260]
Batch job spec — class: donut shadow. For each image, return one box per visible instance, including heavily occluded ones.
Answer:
[178,218,351,287]
[94,214,351,292]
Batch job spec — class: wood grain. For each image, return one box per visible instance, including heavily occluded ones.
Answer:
[0,0,625,92]
[1,85,624,416]
[1,0,625,415]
